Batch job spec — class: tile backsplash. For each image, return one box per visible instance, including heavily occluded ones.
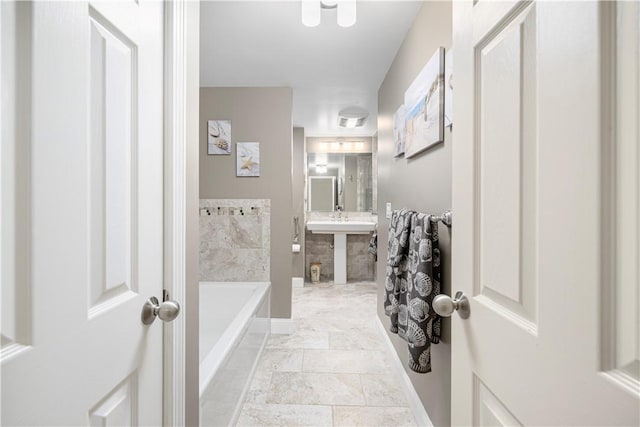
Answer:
[200,199,270,282]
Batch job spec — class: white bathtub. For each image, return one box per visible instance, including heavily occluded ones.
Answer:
[199,282,271,427]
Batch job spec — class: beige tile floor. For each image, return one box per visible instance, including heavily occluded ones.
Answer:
[237,281,417,427]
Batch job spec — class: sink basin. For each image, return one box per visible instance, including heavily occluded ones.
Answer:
[306,220,376,234]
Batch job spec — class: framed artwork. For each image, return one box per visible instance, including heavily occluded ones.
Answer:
[236,142,260,177]
[393,104,406,157]
[207,120,231,155]
[404,47,445,158]
[444,49,453,128]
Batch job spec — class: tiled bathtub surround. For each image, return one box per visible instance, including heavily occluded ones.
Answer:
[200,199,270,282]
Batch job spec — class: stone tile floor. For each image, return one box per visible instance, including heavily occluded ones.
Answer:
[237,281,417,427]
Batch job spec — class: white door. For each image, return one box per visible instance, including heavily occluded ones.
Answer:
[1,1,165,424]
[451,1,640,425]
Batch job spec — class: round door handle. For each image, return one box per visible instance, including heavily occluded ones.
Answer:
[141,296,181,325]
[433,291,470,319]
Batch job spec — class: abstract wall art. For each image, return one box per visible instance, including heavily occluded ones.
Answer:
[404,47,445,158]
[393,104,406,158]
[444,49,453,128]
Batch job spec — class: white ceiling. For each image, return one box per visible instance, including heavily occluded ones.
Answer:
[200,1,422,137]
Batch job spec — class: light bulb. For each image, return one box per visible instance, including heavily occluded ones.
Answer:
[302,0,321,27]
[337,0,356,27]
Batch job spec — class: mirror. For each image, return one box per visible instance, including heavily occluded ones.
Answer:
[308,176,336,211]
[307,152,373,212]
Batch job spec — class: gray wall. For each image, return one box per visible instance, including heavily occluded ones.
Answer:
[292,128,305,278]
[376,2,452,426]
[199,87,293,319]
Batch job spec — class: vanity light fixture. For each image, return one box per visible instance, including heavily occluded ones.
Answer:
[315,164,328,174]
[302,0,356,28]
[318,140,368,153]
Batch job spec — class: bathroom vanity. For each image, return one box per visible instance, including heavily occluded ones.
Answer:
[306,219,376,284]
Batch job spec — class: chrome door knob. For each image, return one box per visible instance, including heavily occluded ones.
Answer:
[141,296,181,325]
[433,291,470,319]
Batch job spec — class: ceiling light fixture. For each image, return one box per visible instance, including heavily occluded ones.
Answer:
[302,0,356,28]
[338,106,368,128]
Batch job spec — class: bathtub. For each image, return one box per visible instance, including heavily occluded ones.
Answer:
[199,282,271,427]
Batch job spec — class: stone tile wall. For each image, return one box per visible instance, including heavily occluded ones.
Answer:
[304,231,376,282]
[346,234,376,282]
[200,199,270,282]
[304,231,334,282]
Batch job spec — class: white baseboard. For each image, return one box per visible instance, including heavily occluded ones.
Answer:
[376,317,433,427]
[292,277,304,288]
[271,318,294,335]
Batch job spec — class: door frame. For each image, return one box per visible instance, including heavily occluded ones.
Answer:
[163,1,197,425]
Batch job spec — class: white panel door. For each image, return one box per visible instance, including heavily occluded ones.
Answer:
[452,1,640,425]
[1,1,164,425]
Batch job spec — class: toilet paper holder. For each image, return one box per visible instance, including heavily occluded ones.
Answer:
[293,216,300,244]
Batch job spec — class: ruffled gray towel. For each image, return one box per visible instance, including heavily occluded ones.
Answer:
[402,213,441,373]
[384,209,413,333]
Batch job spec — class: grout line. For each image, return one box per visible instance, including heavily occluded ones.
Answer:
[258,282,413,421]
[358,373,368,407]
